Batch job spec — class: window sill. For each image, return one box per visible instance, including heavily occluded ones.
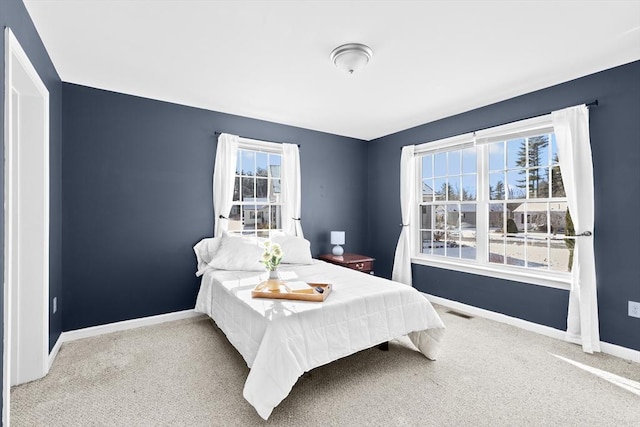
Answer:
[410,256,571,291]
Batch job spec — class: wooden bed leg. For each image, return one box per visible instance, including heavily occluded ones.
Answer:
[378,341,389,351]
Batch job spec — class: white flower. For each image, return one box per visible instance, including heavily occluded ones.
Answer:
[260,241,284,271]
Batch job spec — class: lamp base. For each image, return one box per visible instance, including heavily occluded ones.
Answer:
[332,245,344,256]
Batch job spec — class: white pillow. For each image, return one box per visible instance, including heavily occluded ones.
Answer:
[207,233,265,271]
[193,237,222,276]
[272,235,313,264]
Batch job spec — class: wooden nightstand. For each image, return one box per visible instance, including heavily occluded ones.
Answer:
[317,253,375,275]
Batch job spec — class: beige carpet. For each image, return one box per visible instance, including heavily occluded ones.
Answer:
[11,305,640,426]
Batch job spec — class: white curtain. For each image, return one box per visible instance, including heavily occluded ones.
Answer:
[392,145,415,285]
[213,133,239,237]
[282,143,303,237]
[552,105,600,353]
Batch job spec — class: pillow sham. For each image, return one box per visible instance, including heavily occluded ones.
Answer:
[272,235,313,264]
[193,237,222,276]
[207,233,265,271]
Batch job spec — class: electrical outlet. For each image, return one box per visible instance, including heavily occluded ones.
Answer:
[53,297,57,314]
[629,301,640,319]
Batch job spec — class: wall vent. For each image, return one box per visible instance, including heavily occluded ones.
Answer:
[446,310,474,319]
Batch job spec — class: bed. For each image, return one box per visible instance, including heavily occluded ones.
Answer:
[193,234,446,420]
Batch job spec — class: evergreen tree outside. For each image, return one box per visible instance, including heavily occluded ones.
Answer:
[516,135,549,197]
[490,180,505,200]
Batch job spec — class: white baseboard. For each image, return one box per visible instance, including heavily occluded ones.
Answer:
[48,309,205,367]
[63,309,204,342]
[48,334,63,370]
[424,293,640,364]
[600,341,640,364]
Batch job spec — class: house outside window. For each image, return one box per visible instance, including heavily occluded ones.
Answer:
[413,115,574,289]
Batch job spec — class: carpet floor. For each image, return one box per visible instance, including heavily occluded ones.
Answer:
[11,304,640,426]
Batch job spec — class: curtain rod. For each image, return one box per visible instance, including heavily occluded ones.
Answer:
[400,99,599,150]
[214,131,300,147]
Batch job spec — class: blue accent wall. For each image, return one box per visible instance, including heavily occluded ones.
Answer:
[0,0,63,416]
[61,83,368,331]
[367,61,640,352]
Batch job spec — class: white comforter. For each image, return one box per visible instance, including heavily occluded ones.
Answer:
[194,260,445,420]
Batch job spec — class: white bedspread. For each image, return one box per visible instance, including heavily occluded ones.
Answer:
[194,260,445,420]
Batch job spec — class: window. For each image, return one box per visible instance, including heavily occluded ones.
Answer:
[229,145,283,237]
[419,144,477,260]
[412,115,574,288]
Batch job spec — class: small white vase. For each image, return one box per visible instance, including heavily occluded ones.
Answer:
[266,270,281,291]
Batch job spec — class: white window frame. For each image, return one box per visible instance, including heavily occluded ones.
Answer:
[410,115,572,290]
[230,137,284,237]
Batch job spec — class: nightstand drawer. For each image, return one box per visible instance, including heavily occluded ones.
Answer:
[317,253,375,275]
[346,260,373,273]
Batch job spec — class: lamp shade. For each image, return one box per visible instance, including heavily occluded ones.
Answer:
[330,231,345,245]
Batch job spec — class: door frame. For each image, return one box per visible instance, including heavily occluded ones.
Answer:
[3,27,50,425]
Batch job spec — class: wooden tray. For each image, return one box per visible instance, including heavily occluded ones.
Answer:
[251,282,332,302]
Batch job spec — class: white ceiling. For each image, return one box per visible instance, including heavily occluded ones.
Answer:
[23,0,640,141]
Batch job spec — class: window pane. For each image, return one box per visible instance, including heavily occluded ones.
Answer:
[233,177,240,201]
[271,205,282,230]
[421,230,432,255]
[460,204,476,260]
[528,167,549,199]
[256,178,268,198]
[526,235,549,269]
[489,203,504,232]
[269,155,281,178]
[229,205,242,232]
[432,230,446,256]
[446,205,459,229]
[505,235,525,267]
[550,134,559,164]
[538,135,550,166]
[242,177,255,199]
[434,206,446,230]
[420,205,433,229]
[551,166,565,197]
[256,152,268,177]
[507,170,526,199]
[462,174,476,200]
[550,205,568,235]
[489,141,504,171]
[489,173,505,200]
[509,210,523,234]
[527,203,549,233]
[255,207,268,230]
[489,234,505,265]
[243,205,257,234]
[528,135,549,168]
[434,153,447,177]
[434,178,447,201]
[236,152,242,175]
[462,147,476,174]
[507,138,525,169]
[447,177,461,201]
[270,179,281,201]
[549,237,574,272]
[448,151,461,175]
[445,243,460,259]
[422,179,434,202]
[241,151,255,175]
[422,155,433,179]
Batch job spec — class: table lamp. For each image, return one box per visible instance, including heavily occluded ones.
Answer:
[331,231,345,256]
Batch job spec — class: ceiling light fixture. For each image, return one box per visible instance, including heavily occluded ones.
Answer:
[330,43,373,74]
